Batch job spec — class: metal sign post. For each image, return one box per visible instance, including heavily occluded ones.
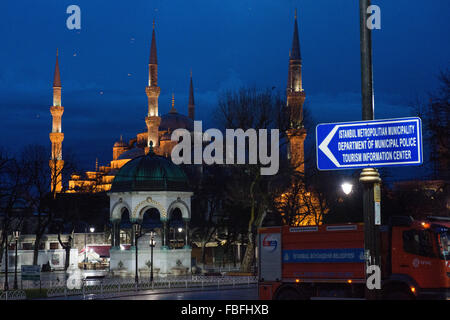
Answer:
[359,0,379,300]
[314,0,424,300]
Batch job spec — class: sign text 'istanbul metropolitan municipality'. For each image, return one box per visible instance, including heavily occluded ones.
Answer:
[316,117,423,170]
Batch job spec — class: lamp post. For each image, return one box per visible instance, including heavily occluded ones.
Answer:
[177,227,183,249]
[183,219,189,249]
[172,227,176,249]
[84,226,87,268]
[13,230,20,290]
[83,225,95,269]
[359,0,381,300]
[149,231,155,283]
[4,232,8,291]
[134,223,142,287]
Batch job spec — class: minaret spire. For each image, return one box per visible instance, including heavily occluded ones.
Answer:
[286,10,307,173]
[49,49,65,193]
[145,20,161,150]
[149,20,158,68]
[287,9,304,120]
[170,92,177,113]
[290,11,301,61]
[53,48,61,88]
[53,49,62,105]
[188,70,195,120]
[288,9,302,92]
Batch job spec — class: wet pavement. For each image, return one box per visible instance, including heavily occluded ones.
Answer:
[94,286,257,300]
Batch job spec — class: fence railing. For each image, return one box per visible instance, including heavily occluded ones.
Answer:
[46,275,258,299]
[195,263,242,273]
[0,290,27,300]
[1,279,65,290]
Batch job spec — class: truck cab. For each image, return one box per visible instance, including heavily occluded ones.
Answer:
[383,216,449,299]
[258,216,449,300]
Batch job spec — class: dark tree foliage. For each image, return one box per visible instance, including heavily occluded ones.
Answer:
[415,69,450,180]
[426,70,450,180]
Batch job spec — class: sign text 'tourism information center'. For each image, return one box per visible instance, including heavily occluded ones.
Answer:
[316,117,423,170]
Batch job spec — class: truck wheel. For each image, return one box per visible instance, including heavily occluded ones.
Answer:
[384,290,414,300]
[275,288,308,300]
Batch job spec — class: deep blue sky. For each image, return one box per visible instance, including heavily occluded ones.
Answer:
[0,0,449,178]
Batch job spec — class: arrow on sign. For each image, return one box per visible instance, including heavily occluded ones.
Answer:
[318,125,341,168]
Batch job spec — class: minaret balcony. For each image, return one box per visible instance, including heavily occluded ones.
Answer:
[49,132,64,144]
[146,86,160,97]
[145,115,162,128]
[50,105,64,117]
[287,90,306,105]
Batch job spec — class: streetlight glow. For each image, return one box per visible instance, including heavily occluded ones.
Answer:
[341,183,353,195]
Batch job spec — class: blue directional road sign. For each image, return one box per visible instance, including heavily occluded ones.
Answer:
[316,117,423,170]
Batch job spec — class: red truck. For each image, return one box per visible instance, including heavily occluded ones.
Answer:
[258,216,449,300]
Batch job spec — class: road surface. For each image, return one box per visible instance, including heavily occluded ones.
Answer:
[108,286,258,300]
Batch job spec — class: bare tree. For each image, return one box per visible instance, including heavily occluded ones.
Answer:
[427,70,450,179]
[412,69,450,180]
[215,87,289,273]
[0,148,28,269]
[190,165,226,265]
[20,144,77,265]
[56,222,74,271]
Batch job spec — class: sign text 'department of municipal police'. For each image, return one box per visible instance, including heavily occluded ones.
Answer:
[316,117,423,170]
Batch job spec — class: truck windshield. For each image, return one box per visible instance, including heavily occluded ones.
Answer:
[437,231,449,260]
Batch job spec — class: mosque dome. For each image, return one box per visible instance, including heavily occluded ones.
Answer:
[159,112,194,132]
[110,148,190,193]
[117,147,145,160]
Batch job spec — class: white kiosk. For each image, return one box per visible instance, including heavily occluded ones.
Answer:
[108,147,193,277]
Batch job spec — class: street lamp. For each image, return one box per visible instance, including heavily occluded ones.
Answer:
[83,225,95,268]
[149,231,156,283]
[177,227,183,249]
[359,0,382,300]
[4,231,9,291]
[13,230,20,290]
[134,223,142,287]
[341,183,353,195]
[84,226,87,267]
